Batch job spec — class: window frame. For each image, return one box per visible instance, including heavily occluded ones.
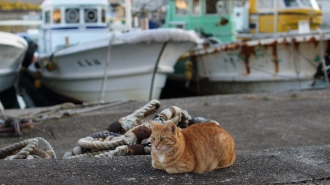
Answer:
[65,8,80,24]
[84,8,98,23]
[205,0,232,15]
[53,9,61,24]
[175,0,189,16]
[192,0,202,15]
[44,10,51,24]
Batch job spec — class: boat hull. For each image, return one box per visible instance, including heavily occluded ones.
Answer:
[185,31,329,94]
[36,29,199,102]
[42,72,167,102]
[198,79,315,95]
[0,32,27,92]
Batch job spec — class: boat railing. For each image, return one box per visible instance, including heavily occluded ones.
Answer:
[238,29,330,40]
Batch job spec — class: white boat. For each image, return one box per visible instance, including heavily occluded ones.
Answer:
[188,30,330,94]
[0,31,27,93]
[164,0,329,96]
[27,0,200,103]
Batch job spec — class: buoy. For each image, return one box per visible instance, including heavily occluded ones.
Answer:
[184,61,193,87]
[45,60,57,71]
[34,71,42,89]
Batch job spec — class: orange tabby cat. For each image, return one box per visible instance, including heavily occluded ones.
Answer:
[148,121,236,174]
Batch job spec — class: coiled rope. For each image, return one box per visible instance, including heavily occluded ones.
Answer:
[0,137,56,160]
[64,100,196,159]
[1,99,218,160]
[119,99,160,131]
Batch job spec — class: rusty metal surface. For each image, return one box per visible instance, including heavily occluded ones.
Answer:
[188,30,330,57]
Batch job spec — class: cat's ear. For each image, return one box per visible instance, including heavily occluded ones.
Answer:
[148,120,156,129]
[166,121,177,134]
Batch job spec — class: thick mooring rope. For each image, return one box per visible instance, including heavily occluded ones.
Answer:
[119,99,160,132]
[1,99,218,160]
[90,131,122,138]
[78,136,133,150]
[18,100,132,122]
[64,100,196,159]
[0,137,56,160]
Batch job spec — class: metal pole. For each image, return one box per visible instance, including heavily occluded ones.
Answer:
[125,0,132,30]
[149,42,167,101]
[274,0,278,33]
[100,33,116,102]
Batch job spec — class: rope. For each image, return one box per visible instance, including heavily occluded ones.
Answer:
[29,155,43,159]
[191,117,220,126]
[62,102,220,160]
[90,131,122,138]
[31,148,51,159]
[144,146,151,154]
[66,150,111,159]
[119,99,160,131]
[3,138,38,160]
[1,100,220,161]
[0,137,56,160]
[19,100,132,122]
[95,145,128,158]
[152,106,192,127]
[77,136,133,150]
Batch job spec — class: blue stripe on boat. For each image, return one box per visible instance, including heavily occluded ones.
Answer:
[86,26,107,29]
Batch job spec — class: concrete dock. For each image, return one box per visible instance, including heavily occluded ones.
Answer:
[0,89,330,184]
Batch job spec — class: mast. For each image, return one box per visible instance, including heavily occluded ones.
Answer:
[125,0,132,30]
[274,0,278,33]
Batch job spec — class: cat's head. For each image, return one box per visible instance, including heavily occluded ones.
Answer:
[148,120,178,152]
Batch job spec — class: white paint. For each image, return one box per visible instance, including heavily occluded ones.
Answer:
[0,31,27,92]
[41,0,108,8]
[17,95,26,109]
[31,30,198,102]
[24,0,200,103]
[193,30,330,93]
[125,0,132,30]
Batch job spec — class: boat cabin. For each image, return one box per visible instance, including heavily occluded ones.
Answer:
[248,0,322,33]
[34,0,108,54]
[164,0,236,43]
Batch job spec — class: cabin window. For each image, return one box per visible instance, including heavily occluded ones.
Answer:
[192,0,201,15]
[257,0,274,9]
[300,0,313,7]
[175,0,188,15]
[206,0,230,14]
[44,11,50,24]
[85,8,98,23]
[53,9,61,24]
[102,9,106,23]
[65,8,80,24]
[284,0,299,7]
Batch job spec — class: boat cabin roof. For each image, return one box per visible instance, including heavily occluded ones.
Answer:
[251,0,320,11]
[41,0,108,9]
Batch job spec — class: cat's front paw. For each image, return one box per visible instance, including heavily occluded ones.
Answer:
[165,167,181,174]
[152,160,164,170]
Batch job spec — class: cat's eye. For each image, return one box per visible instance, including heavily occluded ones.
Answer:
[151,137,155,141]
[161,137,165,141]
